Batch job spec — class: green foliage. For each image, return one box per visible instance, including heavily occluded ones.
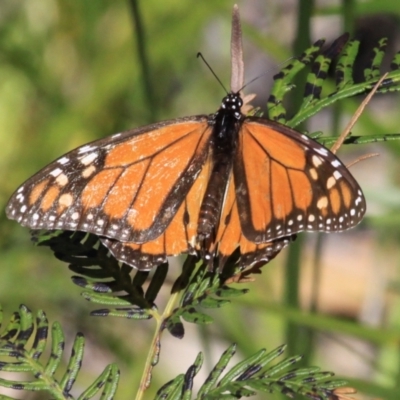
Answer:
[268,33,400,129]
[2,2,400,400]
[0,306,348,400]
[2,30,400,398]
[156,344,348,400]
[165,261,248,338]
[0,305,119,399]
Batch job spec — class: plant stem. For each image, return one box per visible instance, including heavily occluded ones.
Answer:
[135,291,181,400]
[128,0,157,122]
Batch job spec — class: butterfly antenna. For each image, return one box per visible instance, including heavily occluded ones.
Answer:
[239,53,296,92]
[197,52,228,93]
[238,72,270,92]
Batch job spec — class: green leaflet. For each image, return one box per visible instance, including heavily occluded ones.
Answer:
[0,305,119,399]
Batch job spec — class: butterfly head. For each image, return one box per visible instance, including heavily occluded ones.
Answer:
[220,92,243,119]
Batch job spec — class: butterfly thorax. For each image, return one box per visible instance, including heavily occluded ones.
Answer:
[197,93,243,248]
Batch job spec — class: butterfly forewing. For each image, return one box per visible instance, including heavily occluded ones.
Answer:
[6,117,212,244]
[234,118,366,243]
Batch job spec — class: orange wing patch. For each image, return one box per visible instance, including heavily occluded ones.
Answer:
[82,169,123,210]
[102,151,213,269]
[125,130,210,232]
[271,160,293,220]
[29,179,50,206]
[339,180,352,209]
[40,186,60,212]
[103,162,150,219]
[215,174,291,268]
[215,174,241,258]
[287,169,312,210]
[105,123,201,166]
[243,123,306,169]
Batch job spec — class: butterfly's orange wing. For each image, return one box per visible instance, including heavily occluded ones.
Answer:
[234,118,366,242]
[101,150,213,269]
[6,117,213,245]
[214,173,293,268]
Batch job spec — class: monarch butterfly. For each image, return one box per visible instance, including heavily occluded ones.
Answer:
[5,8,366,271]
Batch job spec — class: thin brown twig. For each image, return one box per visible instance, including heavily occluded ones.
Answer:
[346,152,379,169]
[330,72,388,154]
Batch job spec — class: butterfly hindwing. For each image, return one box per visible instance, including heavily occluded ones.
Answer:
[100,150,214,270]
[215,173,293,268]
[234,118,366,243]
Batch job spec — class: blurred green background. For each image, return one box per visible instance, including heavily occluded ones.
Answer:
[1,0,400,399]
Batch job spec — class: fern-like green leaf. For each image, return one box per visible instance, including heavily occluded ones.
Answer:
[364,38,387,81]
[262,34,400,131]
[78,364,120,400]
[319,133,400,147]
[159,344,350,400]
[267,38,325,122]
[165,264,247,337]
[335,39,359,89]
[299,33,349,112]
[0,305,119,399]
[197,344,236,399]
[33,231,171,315]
